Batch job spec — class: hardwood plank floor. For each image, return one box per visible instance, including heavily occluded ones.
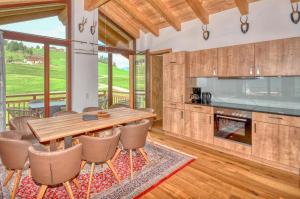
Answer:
[143,130,300,199]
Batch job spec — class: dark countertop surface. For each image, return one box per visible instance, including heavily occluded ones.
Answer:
[185,102,300,117]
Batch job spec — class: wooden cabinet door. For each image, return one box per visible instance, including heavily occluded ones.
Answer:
[278,125,300,168]
[252,121,279,162]
[171,64,185,103]
[218,44,255,77]
[255,37,300,76]
[163,52,186,65]
[184,110,213,144]
[163,63,172,102]
[163,107,183,135]
[189,49,217,77]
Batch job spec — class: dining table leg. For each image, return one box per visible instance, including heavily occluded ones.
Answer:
[50,140,57,151]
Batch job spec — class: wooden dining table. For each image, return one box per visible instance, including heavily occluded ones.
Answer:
[27,108,156,151]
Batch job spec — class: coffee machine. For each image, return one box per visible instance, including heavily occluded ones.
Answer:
[190,87,201,103]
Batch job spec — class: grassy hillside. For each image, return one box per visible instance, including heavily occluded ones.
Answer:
[5,45,135,96]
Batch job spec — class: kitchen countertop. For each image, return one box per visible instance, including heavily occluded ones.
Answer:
[185,102,300,117]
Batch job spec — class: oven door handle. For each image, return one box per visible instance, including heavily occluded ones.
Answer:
[216,115,248,122]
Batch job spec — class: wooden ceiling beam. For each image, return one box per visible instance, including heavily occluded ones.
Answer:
[58,7,67,25]
[98,18,129,45]
[99,11,133,41]
[98,24,129,48]
[234,0,249,15]
[0,9,62,25]
[0,0,65,8]
[185,0,209,24]
[99,4,140,39]
[85,0,110,11]
[114,0,159,36]
[145,0,181,31]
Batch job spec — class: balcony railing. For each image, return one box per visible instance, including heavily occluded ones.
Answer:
[5,90,145,124]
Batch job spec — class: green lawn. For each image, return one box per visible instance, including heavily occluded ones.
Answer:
[5,44,146,97]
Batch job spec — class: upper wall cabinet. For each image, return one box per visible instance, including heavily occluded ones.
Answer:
[217,44,255,77]
[255,37,300,76]
[163,52,186,65]
[189,49,218,77]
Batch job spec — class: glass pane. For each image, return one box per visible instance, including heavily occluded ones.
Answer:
[49,45,67,116]
[135,53,146,109]
[5,40,44,124]
[112,54,129,106]
[0,17,66,39]
[98,52,108,109]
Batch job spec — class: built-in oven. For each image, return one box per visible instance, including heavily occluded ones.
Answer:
[214,108,252,145]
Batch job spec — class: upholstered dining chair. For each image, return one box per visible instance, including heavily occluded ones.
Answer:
[53,110,77,117]
[112,120,151,179]
[28,144,82,199]
[9,116,39,143]
[109,103,130,109]
[82,106,102,112]
[0,135,31,199]
[79,128,121,199]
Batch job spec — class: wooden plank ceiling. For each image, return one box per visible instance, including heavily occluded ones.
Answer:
[92,0,259,40]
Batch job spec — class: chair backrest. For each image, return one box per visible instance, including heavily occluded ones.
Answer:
[28,144,82,186]
[120,119,150,149]
[79,128,121,163]
[9,116,38,137]
[0,136,31,170]
[82,107,101,112]
[53,111,77,117]
[109,103,130,109]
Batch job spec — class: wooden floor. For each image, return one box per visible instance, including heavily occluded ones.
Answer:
[142,129,300,199]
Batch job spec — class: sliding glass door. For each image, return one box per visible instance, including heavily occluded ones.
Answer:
[5,40,45,123]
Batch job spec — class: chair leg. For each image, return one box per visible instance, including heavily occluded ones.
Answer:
[72,178,80,189]
[4,169,14,186]
[106,160,120,183]
[87,163,95,199]
[112,148,121,163]
[138,148,150,163]
[11,170,22,199]
[81,161,86,170]
[63,181,74,199]
[129,149,133,180]
[37,185,47,199]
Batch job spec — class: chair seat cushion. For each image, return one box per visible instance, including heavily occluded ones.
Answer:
[96,129,113,138]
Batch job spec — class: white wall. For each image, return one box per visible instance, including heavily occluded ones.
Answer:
[72,0,98,112]
[137,0,300,52]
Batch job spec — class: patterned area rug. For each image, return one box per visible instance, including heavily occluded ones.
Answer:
[0,141,195,199]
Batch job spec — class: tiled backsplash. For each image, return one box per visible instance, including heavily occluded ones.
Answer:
[193,77,300,110]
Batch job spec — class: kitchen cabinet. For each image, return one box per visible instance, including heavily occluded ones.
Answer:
[252,113,300,168]
[189,49,218,77]
[163,106,184,136]
[163,53,186,104]
[184,110,213,144]
[255,37,300,76]
[217,43,255,77]
[163,52,187,134]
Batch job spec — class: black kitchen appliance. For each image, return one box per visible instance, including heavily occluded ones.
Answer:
[190,87,201,103]
[214,107,252,145]
[202,92,212,104]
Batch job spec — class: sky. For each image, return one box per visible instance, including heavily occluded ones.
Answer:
[0,17,129,70]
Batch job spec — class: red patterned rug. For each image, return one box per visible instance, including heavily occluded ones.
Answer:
[1,141,196,199]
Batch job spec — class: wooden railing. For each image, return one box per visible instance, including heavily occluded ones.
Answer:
[5,90,145,124]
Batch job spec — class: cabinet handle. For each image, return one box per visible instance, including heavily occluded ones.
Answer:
[181,111,184,119]
[170,103,176,106]
[193,106,202,109]
[269,116,283,120]
[209,115,212,124]
[170,61,176,64]
[254,123,256,133]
